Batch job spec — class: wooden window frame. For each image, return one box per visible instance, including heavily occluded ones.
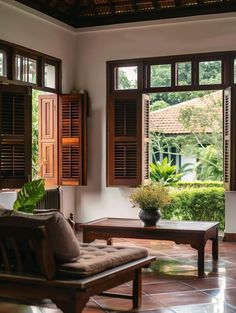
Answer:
[0,39,61,93]
[107,50,236,188]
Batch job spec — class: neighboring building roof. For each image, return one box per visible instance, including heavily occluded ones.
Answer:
[150,91,222,135]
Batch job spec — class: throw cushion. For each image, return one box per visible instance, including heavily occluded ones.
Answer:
[0,210,80,263]
[59,243,148,277]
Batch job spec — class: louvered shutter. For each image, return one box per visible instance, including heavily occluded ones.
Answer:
[38,95,58,186]
[224,87,236,191]
[0,85,32,189]
[108,93,149,186]
[142,94,150,183]
[59,93,87,186]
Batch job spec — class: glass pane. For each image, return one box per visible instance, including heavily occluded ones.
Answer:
[28,58,37,84]
[176,62,191,86]
[44,63,56,89]
[115,66,137,90]
[15,55,21,81]
[234,59,236,84]
[199,60,222,85]
[0,50,6,77]
[150,64,171,88]
[15,54,37,84]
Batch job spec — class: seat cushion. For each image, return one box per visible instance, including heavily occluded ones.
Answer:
[0,210,80,263]
[59,243,148,277]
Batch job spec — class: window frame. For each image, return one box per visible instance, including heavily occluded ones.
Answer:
[0,39,61,93]
[107,50,236,187]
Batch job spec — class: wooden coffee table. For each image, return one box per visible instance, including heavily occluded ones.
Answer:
[81,218,219,278]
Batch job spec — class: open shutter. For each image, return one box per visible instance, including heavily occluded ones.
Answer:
[0,84,32,189]
[224,87,236,191]
[107,93,149,187]
[59,93,87,186]
[142,94,150,183]
[38,95,58,187]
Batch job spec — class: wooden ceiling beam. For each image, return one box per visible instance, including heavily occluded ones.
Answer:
[108,0,115,13]
[131,0,137,11]
[14,0,236,28]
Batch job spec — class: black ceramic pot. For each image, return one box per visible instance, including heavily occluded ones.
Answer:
[139,208,161,227]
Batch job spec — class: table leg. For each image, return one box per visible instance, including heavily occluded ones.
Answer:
[212,236,218,260]
[198,245,205,278]
[211,227,219,260]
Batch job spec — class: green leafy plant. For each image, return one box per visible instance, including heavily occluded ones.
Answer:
[13,179,45,213]
[162,187,225,230]
[150,157,183,186]
[176,181,223,188]
[130,183,171,210]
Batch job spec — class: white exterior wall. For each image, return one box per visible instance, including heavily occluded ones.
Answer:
[0,1,77,216]
[75,14,236,232]
[181,156,197,182]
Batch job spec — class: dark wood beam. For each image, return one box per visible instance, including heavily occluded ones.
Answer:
[152,0,160,10]
[108,0,115,14]
[15,0,78,27]
[75,2,236,27]
[131,0,137,11]
[174,0,185,8]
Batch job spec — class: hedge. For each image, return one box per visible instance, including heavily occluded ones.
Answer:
[162,187,225,230]
[176,181,223,188]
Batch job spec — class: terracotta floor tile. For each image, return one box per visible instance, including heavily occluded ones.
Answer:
[143,281,195,295]
[182,277,236,290]
[94,295,164,311]
[171,303,236,313]
[150,290,215,307]
[204,288,236,307]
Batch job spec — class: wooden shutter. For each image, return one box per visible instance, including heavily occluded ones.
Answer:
[0,84,32,189]
[142,94,150,183]
[107,93,149,186]
[224,87,236,191]
[59,93,87,186]
[38,95,58,187]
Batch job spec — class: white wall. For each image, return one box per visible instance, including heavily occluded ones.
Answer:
[0,0,77,93]
[75,14,236,232]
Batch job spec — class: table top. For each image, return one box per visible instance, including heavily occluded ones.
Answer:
[81,218,219,233]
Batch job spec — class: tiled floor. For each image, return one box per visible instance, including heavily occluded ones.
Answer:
[83,238,236,313]
[1,238,236,313]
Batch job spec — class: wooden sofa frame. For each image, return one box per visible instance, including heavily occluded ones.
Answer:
[0,224,155,313]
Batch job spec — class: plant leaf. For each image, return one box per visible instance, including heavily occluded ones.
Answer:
[13,179,45,213]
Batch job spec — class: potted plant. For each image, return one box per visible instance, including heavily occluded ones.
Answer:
[130,183,171,227]
[13,178,45,213]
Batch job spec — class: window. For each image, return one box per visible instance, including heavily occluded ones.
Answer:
[199,60,222,85]
[176,62,192,86]
[115,66,138,90]
[15,54,37,84]
[44,62,56,89]
[0,50,6,77]
[150,64,171,88]
[0,39,61,92]
[107,51,236,188]
[0,41,88,190]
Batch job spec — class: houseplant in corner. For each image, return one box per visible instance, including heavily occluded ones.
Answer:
[130,183,171,227]
[13,178,45,213]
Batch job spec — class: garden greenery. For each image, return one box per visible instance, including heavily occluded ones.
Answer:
[163,187,225,230]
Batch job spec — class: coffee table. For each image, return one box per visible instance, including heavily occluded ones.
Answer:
[81,218,219,277]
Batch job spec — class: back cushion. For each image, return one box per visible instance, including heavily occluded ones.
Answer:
[0,210,80,263]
